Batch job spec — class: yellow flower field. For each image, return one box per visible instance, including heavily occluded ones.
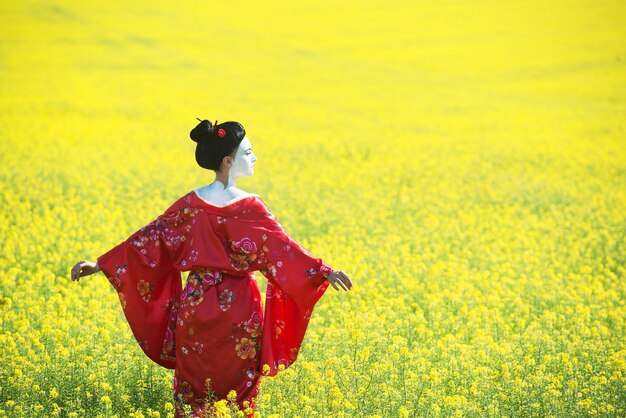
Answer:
[1,0,624,416]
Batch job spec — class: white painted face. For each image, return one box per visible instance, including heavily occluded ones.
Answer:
[229,136,256,179]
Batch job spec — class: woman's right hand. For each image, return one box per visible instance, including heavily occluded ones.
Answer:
[71,260,100,282]
[327,270,353,292]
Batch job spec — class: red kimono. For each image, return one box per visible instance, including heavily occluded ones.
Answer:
[96,191,332,417]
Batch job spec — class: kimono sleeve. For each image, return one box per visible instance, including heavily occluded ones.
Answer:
[96,206,198,369]
[252,204,333,377]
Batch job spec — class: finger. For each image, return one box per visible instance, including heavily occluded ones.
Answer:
[338,280,349,291]
[335,271,346,288]
[335,276,348,291]
[329,280,339,291]
[340,272,353,289]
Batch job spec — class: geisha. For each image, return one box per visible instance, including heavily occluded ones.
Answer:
[71,118,353,417]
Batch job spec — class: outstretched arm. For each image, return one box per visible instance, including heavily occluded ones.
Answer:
[247,197,353,376]
[70,205,198,370]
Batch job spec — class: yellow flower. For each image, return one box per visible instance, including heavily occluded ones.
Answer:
[214,399,229,413]
[262,364,271,375]
[49,387,59,399]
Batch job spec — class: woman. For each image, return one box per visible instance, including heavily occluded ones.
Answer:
[71,118,353,417]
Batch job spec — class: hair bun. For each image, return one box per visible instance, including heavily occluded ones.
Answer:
[190,119,213,143]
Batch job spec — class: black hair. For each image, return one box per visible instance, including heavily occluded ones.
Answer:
[189,119,246,171]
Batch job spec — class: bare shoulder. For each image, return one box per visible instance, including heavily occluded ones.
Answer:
[230,187,258,198]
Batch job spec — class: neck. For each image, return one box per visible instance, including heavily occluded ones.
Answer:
[215,171,235,189]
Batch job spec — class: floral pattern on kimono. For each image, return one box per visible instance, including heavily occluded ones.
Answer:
[97,203,199,369]
[97,191,333,417]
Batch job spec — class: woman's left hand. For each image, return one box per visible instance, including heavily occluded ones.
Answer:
[71,260,100,282]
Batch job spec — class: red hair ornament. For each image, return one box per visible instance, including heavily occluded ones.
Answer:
[194,118,226,139]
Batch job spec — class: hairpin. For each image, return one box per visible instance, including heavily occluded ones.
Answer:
[195,117,225,138]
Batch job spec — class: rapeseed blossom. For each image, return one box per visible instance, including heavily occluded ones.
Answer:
[1,0,624,417]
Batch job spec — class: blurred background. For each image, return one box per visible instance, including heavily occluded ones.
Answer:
[1,0,625,416]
